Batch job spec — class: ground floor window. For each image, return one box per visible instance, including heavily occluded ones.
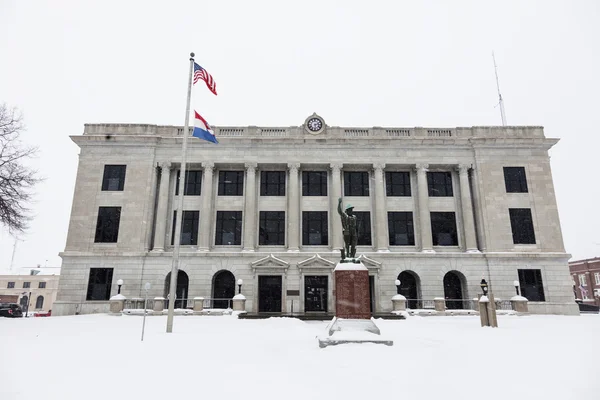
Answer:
[86,268,114,301]
[518,269,545,301]
[35,296,44,309]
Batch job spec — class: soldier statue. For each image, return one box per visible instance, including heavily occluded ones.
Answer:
[337,197,358,260]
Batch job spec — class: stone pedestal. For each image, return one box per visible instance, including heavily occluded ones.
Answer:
[479,295,490,327]
[193,297,205,312]
[511,295,529,313]
[434,298,446,312]
[318,261,394,348]
[334,263,371,319]
[153,297,165,312]
[109,294,126,314]
[232,294,246,312]
[392,294,406,311]
[472,297,479,311]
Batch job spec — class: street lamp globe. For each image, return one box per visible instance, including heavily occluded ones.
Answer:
[237,279,243,294]
[395,279,400,286]
[513,280,520,296]
[117,279,124,295]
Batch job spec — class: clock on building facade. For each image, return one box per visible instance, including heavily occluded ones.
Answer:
[304,114,325,135]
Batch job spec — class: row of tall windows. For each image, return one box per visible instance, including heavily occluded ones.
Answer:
[101,165,531,196]
[96,205,536,246]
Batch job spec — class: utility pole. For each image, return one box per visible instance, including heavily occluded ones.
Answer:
[10,238,21,273]
[493,52,507,126]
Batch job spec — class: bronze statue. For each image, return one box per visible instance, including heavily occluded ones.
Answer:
[338,197,358,260]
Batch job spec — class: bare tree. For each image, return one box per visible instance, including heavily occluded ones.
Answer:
[0,103,40,233]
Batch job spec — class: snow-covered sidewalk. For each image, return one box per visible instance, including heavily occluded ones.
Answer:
[1,314,598,400]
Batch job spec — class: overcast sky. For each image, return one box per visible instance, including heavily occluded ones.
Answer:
[0,0,598,274]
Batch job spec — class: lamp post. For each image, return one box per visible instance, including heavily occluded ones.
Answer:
[237,279,243,294]
[480,278,488,296]
[395,279,401,294]
[513,280,520,296]
[117,279,123,295]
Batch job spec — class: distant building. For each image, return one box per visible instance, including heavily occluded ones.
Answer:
[0,273,60,314]
[54,115,577,316]
[569,257,600,306]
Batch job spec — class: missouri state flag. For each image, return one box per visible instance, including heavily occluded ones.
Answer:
[192,111,218,144]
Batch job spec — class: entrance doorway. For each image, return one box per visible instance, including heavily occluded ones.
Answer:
[164,270,189,309]
[304,276,328,312]
[258,276,282,313]
[443,271,464,309]
[212,270,236,309]
[398,271,420,309]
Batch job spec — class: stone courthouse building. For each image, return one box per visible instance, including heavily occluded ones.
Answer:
[53,114,578,316]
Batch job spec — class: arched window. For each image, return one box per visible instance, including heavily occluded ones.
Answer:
[35,295,44,309]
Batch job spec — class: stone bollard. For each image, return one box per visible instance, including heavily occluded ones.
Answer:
[153,297,165,312]
[232,294,246,312]
[472,297,479,311]
[434,297,446,313]
[511,295,529,313]
[193,297,205,312]
[479,295,490,327]
[109,294,126,314]
[391,294,407,311]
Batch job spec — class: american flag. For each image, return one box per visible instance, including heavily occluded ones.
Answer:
[193,62,217,95]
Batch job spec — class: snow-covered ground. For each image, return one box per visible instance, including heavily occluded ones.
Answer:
[1,314,598,400]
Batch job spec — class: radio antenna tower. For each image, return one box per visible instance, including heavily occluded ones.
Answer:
[492,52,507,126]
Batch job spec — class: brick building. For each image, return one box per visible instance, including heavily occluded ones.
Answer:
[569,257,600,306]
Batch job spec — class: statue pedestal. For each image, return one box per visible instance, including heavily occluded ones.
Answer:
[318,261,393,348]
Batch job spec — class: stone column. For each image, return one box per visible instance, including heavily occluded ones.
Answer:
[287,163,300,251]
[243,162,257,251]
[416,164,433,252]
[198,162,214,251]
[458,164,478,252]
[330,163,343,250]
[153,162,171,251]
[373,163,389,252]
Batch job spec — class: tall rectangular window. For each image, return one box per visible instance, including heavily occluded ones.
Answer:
[595,272,600,285]
[101,165,126,191]
[344,171,369,196]
[171,210,199,245]
[23,282,31,288]
[215,211,243,245]
[176,170,202,196]
[302,171,327,196]
[518,269,545,301]
[503,167,528,193]
[94,207,122,243]
[579,274,587,287]
[431,212,458,246]
[509,208,536,244]
[385,172,411,197]
[7,282,15,288]
[354,211,372,246]
[427,172,453,197]
[259,211,285,245]
[38,282,46,289]
[302,211,328,245]
[388,212,415,245]
[260,171,286,196]
[218,171,244,196]
[86,268,114,301]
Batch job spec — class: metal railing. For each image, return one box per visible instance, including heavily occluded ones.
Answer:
[495,300,513,311]
[203,298,233,309]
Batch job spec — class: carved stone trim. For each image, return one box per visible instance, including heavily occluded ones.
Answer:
[297,254,336,269]
[288,163,300,172]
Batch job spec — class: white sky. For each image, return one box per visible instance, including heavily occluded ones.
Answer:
[0,0,598,273]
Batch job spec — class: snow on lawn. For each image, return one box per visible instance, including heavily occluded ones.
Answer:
[1,314,599,400]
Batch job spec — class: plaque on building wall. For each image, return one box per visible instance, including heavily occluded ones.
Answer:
[286,290,300,296]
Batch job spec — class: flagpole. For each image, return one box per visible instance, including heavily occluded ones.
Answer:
[166,52,195,333]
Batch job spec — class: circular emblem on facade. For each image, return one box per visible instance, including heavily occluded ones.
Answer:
[303,113,326,135]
